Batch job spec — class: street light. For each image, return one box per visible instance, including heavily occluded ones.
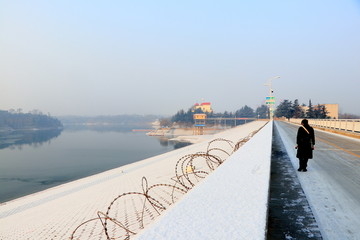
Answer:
[264,76,280,120]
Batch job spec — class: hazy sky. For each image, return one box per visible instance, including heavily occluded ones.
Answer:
[1,0,360,116]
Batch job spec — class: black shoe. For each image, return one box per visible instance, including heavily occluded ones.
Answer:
[298,168,302,172]
[303,169,307,172]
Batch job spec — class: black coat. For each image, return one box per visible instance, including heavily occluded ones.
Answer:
[296,125,315,159]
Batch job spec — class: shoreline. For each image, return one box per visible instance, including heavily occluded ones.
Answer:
[0,127,63,133]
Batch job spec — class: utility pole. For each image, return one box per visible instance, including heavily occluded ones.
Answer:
[265,76,280,120]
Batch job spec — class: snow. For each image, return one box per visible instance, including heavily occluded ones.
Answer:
[135,122,273,240]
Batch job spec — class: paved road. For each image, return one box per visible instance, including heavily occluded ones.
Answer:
[275,121,360,240]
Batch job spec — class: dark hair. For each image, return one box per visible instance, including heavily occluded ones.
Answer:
[301,119,309,125]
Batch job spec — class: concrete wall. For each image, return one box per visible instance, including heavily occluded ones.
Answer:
[135,121,273,240]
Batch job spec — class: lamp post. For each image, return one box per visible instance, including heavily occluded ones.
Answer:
[264,76,280,120]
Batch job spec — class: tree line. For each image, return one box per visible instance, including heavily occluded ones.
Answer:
[161,98,341,127]
[161,105,269,127]
[274,99,329,119]
[0,110,63,131]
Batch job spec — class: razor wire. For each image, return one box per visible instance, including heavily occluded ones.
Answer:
[70,128,263,240]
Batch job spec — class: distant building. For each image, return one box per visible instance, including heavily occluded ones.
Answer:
[322,104,339,119]
[193,102,213,113]
[301,104,339,119]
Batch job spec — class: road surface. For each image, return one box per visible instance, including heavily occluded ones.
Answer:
[275,121,360,240]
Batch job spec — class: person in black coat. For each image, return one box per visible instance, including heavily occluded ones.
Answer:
[295,119,315,172]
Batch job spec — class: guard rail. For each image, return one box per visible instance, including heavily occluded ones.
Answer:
[288,119,360,134]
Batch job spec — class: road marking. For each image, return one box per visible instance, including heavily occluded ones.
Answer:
[317,137,360,158]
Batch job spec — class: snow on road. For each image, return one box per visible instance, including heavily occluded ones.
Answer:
[275,121,360,240]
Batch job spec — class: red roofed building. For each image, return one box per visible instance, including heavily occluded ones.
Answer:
[193,102,213,113]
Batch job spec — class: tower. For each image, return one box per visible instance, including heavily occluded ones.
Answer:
[193,113,206,135]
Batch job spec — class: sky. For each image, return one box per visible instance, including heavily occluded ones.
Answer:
[1,0,360,116]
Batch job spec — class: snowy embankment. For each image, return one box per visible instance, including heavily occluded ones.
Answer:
[136,121,273,240]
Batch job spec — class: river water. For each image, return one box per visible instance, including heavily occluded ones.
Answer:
[0,128,184,203]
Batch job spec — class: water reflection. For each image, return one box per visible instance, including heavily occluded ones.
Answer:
[157,137,170,147]
[0,126,193,151]
[63,124,142,132]
[173,141,192,149]
[0,129,63,150]
[63,125,193,150]
[154,136,192,149]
